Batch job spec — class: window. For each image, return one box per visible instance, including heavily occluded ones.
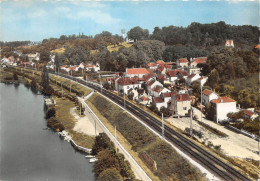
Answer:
[183,107,187,110]
[127,86,129,89]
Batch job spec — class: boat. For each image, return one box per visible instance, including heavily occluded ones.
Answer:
[89,158,98,163]
[85,155,95,158]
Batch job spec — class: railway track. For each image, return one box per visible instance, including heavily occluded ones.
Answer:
[15,67,252,181]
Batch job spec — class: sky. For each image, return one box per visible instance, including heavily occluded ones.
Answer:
[0,0,259,42]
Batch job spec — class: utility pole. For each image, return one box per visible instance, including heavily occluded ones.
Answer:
[115,120,117,140]
[201,84,203,122]
[162,113,164,139]
[190,107,193,136]
[99,74,102,94]
[123,75,125,108]
[70,82,72,93]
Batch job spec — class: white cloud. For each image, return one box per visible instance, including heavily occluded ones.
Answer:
[67,10,121,25]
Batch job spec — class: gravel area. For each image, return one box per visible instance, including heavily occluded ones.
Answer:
[166,107,259,161]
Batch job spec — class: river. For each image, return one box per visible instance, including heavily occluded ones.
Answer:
[0,83,95,181]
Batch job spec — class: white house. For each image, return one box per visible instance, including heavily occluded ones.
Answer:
[147,79,163,95]
[147,62,158,70]
[225,40,234,47]
[242,109,258,120]
[152,97,167,111]
[202,89,219,106]
[211,97,236,123]
[186,74,201,86]
[126,68,149,78]
[115,77,141,94]
[196,76,208,87]
[170,93,192,116]
[177,58,189,69]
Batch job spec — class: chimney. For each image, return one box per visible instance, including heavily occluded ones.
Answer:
[180,94,182,101]
[220,98,223,103]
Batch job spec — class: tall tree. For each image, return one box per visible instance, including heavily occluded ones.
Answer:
[127,26,149,42]
[41,65,49,90]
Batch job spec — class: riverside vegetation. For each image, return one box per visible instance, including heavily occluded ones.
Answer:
[1,67,138,180]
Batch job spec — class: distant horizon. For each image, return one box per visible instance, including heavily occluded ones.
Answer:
[1,0,259,42]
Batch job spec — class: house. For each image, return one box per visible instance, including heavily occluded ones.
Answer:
[166,70,186,84]
[177,58,189,69]
[156,60,165,65]
[138,96,150,105]
[156,64,167,75]
[115,77,141,94]
[211,97,236,123]
[196,76,208,87]
[189,57,207,68]
[160,92,172,105]
[27,53,40,62]
[254,44,260,49]
[225,40,234,47]
[170,93,192,116]
[151,86,170,97]
[152,97,167,111]
[126,68,149,78]
[188,57,207,74]
[147,78,163,94]
[85,64,100,72]
[202,89,219,106]
[147,62,157,70]
[242,109,258,120]
[186,74,201,86]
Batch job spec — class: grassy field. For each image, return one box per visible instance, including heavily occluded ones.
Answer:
[54,97,94,148]
[50,47,65,54]
[107,42,133,52]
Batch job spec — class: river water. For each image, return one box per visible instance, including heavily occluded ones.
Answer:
[0,83,95,181]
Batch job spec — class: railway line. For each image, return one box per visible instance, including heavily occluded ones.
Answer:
[15,67,252,181]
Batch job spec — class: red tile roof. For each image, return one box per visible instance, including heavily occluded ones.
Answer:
[178,58,188,63]
[156,64,165,72]
[187,74,196,79]
[117,77,139,85]
[166,70,182,77]
[202,89,213,96]
[153,97,163,103]
[140,96,148,101]
[173,93,191,102]
[157,74,165,80]
[152,86,163,92]
[255,44,260,49]
[193,57,207,64]
[147,63,157,67]
[177,71,188,76]
[225,40,234,46]
[126,68,149,75]
[147,79,155,86]
[147,69,154,74]
[211,97,235,104]
[162,92,172,98]
[242,109,254,117]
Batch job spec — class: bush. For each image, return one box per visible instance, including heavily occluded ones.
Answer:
[45,107,56,119]
[13,72,18,80]
[98,168,122,181]
[92,133,116,155]
[47,117,65,132]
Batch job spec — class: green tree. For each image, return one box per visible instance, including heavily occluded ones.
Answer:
[98,168,122,181]
[92,133,116,155]
[94,149,120,176]
[39,49,50,63]
[127,26,149,42]
[41,65,49,90]
[207,68,220,90]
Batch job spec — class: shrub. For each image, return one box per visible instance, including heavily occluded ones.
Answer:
[45,107,56,119]
[13,72,18,80]
[47,117,65,132]
[98,168,122,181]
